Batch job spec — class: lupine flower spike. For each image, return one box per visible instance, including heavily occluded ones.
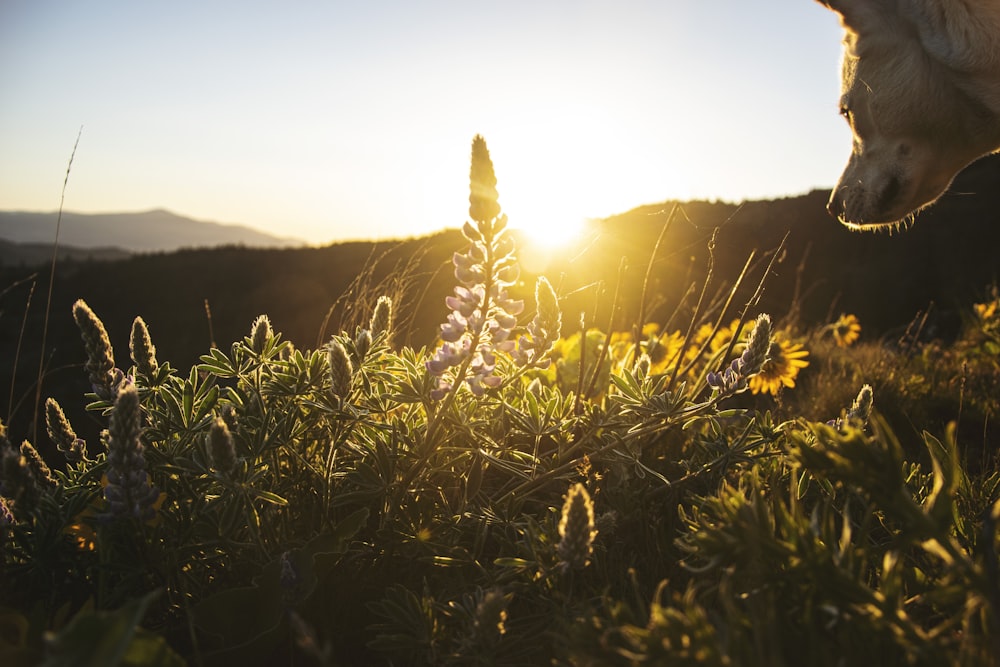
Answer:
[250,314,273,355]
[706,314,773,395]
[830,384,875,429]
[557,483,597,572]
[426,135,525,399]
[370,295,393,341]
[103,383,161,521]
[511,276,562,368]
[0,439,56,513]
[328,340,354,401]
[72,299,125,401]
[45,398,87,463]
[130,316,159,377]
[207,417,237,474]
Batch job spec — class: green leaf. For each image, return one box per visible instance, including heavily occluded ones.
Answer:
[250,489,289,507]
[42,591,183,667]
[922,425,962,526]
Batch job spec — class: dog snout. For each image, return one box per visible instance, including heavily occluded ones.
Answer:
[827,188,845,219]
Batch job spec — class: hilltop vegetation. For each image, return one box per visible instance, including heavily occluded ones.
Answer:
[1,156,998,450]
[0,140,997,666]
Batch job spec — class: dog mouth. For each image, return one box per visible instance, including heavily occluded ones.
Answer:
[828,173,915,231]
[838,216,914,233]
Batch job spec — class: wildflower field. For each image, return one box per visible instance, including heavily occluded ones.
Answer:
[1,136,999,666]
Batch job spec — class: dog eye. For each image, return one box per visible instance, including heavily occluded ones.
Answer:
[839,105,853,123]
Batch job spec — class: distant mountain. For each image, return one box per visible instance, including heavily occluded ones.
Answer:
[0,209,305,254]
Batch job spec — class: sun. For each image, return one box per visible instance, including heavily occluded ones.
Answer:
[502,200,590,274]
[508,208,587,251]
[500,183,589,253]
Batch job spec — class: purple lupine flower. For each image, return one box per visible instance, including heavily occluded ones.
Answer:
[705,314,772,396]
[102,383,161,522]
[425,135,527,400]
[511,277,562,369]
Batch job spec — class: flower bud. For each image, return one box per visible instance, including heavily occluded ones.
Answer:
[557,483,597,571]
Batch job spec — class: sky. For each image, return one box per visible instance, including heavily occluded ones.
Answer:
[0,1,849,246]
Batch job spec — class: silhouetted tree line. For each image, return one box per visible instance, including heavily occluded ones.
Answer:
[2,154,998,454]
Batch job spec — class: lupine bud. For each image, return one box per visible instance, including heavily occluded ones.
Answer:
[535,276,561,339]
[512,277,562,368]
[45,398,86,463]
[370,295,393,341]
[848,384,874,423]
[557,483,597,572]
[207,417,237,474]
[830,384,875,429]
[327,340,353,401]
[19,441,56,490]
[250,315,273,354]
[72,299,123,400]
[0,438,54,511]
[130,316,159,377]
[355,328,372,362]
[469,135,501,225]
[740,314,772,376]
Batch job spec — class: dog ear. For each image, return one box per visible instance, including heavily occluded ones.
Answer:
[816,0,888,55]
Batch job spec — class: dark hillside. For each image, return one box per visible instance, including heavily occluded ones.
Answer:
[0,232,465,445]
[570,153,1000,338]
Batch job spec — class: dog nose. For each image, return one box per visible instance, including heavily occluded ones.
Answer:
[827,190,844,218]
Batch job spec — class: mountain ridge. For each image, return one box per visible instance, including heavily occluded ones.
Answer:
[0,208,306,255]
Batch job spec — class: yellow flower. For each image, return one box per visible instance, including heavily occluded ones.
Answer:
[974,299,997,322]
[692,319,744,353]
[748,337,810,396]
[607,325,685,375]
[64,519,97,552]
[832,314,861,347]
[646,329,686,374]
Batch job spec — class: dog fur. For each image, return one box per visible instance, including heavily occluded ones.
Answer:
[818,0,1000,230]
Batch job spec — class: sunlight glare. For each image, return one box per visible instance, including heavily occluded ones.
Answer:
[508,205,586,251]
